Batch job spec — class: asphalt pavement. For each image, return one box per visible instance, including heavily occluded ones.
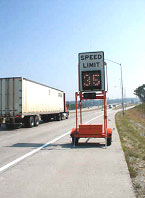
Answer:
[0,108,136,198]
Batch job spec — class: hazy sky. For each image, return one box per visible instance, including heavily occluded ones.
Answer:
[0,0,145,100]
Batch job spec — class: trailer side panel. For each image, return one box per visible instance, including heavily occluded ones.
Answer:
[22,78,64,116]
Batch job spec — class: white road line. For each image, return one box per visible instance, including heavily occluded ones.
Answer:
[0,131,70,173]
[0,111,112,173]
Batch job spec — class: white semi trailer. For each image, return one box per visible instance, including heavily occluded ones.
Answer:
[0,77,69,129]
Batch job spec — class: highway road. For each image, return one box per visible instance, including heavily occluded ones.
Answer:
[0,108,135,198]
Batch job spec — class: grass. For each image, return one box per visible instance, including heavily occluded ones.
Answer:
[115,103,145,198]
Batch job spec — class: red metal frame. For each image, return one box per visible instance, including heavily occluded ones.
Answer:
[75,91,107,135]
[71,90,112,146]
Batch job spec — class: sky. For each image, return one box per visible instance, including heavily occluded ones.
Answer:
[0,0,145,101]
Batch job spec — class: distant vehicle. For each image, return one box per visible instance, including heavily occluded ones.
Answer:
[109,104,112,109]
[0,77,69,129]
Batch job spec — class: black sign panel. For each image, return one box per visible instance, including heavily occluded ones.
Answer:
[82,70,102,91]
[78,51,105,92]
[83,92,96,99]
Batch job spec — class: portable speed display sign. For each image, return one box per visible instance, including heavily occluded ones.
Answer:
[79,51,105,92]
[70,51,112,147]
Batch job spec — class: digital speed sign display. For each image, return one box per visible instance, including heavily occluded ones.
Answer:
[78,51,105,92]
[82,71,101,91]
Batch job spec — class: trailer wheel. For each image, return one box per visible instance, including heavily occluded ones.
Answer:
[72,137,79,145]
[34,116,39,127]
[57,114,61,121]
[107,137,112,146]
[28,116,35,128]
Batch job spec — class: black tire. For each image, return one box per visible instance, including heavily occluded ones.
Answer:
[107,137,112,146]
[57,114,61,121]
[26,116,35,128]
[72,137,79,145]
[34,116,39,127]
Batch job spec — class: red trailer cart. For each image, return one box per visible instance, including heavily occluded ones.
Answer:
[70,91,112,146]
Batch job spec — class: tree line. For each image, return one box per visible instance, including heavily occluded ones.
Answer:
[66,98,138,110]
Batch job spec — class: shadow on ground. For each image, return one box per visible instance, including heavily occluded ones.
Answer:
[6,141,105,149]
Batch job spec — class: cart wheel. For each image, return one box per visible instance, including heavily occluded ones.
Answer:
[107,137,112,146]
[72,137,79,145]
